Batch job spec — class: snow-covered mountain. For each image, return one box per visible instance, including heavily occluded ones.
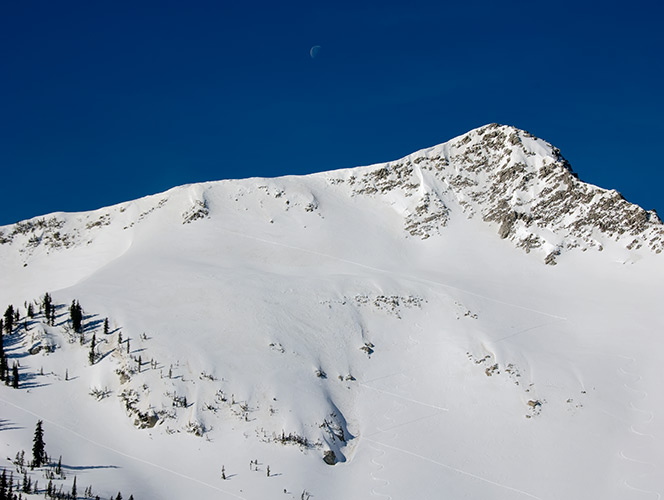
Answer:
[1,124,662,500]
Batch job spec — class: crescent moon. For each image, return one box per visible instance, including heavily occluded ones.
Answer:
[310,45,321,59]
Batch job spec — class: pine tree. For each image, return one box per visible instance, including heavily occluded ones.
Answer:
[0,329,4,379]
[89,335,96,365]
[103,318,109,335]
[21,471,29,493]
[0,469,6,500]
[0,351,7,382]
[32,421,46,468]
[69,301,83,334]
[12,363,19,389]
[115,492,122,500]
[70,476,76,499]
[3,306,14,334]
[43,293,53,326]
[27,304,34,319]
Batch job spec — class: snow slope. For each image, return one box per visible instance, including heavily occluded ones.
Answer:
[0,124,663,499]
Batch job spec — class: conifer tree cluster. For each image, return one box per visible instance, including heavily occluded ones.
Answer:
[69,301,83,333]
[0,468,17,500]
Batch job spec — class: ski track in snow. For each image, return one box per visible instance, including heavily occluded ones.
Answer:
[219,227,567,320]
[617,356,661,499]
[368,445,392,500]
[360,319,543,500]
[363,437,545,500]
[367,375,406,500]
[358,383,449,412]
[0,397,249,500]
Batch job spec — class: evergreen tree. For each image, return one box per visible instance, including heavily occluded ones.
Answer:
[12,363,19,389]
[21,472,28,493]
[103,318,109,335]
[115,493,122,500]
[3,306,14,334]
[69,301,83,334]
[43,294,52,325]
[27,304,34,319]
[70,476,76,499]
[0,351,7,382]
[1,469,7,500]
[89,335,96,365]
[32,420,46,468]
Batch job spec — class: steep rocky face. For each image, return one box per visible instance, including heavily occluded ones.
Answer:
[345,123,663,263]
[438,124,663,262]
[0,124,661,266]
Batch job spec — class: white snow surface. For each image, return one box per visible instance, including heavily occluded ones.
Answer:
[0,124,663,499]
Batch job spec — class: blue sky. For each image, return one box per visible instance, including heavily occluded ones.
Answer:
[1,1,663,225]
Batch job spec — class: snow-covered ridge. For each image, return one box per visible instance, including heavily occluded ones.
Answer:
[1,124,663,500]
[0,123,661,268]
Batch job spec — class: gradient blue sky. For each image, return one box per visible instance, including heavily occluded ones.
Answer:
[1,1,663,225]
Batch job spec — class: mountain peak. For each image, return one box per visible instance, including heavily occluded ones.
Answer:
[1,124,661,268]
[329,123,663,263]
